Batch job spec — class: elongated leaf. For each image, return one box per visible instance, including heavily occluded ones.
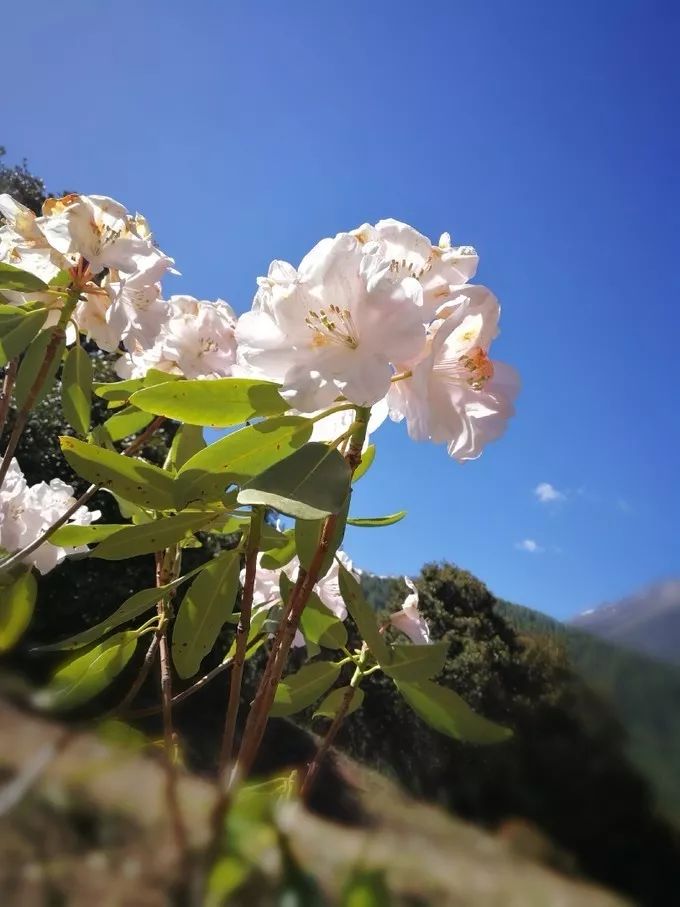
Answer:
[238,442,351,520]
[314,685,364,719]
[270,661,341,717]
[224,605,269,659]
[0,261,48,292]
[166,423,205,472]
[395,679,512,744]
[130,377,289,427]
[0,568,37,652]
[300,594,348,650]
[352,444,376,482]
[60,436,176,510]
[176,416,312,507]
[295,495,349,578]
[92,510,216,560]
[49,523,128,546]
[103,405,153,442]
[172,550,240,679]
[61,343,93,436]
[260,529,296,570]
[34,566,207,652]
[259,522,290,551]
[0,307,46,367]
[94,376,145,403]
[35,632,138,710]
[383,641,448,682]
[347,511,406,528]
[338,565,390,665]
[15,327,66,409]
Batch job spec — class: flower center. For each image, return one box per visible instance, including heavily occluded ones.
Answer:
[305,305,359,349]
[388,257,432,281]
[459,347,494,390]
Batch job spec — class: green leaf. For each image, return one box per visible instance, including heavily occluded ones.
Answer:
[130,377,289,427]
[61,344,93,436]
[35,631,138,710]
[0,306,47,368]
[259,529,296,570]
[341,869,392,907]
[172,550,240,679]
[270,661,341,717]
[295,495,349,577]
[166,423,205,472]
[225,605,269,659]
[176,416,312,507]
[0,261,48,292]
[238,442,352,520]
[395,679,513,744]
[49,523,129,546]
[14,326,65,409]
[102,405,153,442]
[338,564,390,665]
[206,855,251,906]
[347,511,407,528]
[314,685,364,719]
[259,522,290,551]
[60,436,176,510]
[0,569,37,652]
[383,642,448,682]
[352,444,376,482]
[34,567,206,652]
[94,376,145,403]
[300,594,348,650]
[92,510,216,560]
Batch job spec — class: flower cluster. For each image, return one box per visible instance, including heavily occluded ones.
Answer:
[237,218,519,460]
[0,459,100,574]
[0,193,238,379]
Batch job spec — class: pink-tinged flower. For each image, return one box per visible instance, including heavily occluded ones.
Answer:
[115,296,238,380]
[0,459,100,574]
[388,285,519,461]
[38,194,173,279]
[355,219,479,320]
[390,577,430,645]
[236,232,426,411]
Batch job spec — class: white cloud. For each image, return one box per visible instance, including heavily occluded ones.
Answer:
[515,539,544,553]
[534,482,566,503]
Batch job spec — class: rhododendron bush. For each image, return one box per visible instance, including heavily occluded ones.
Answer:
[0,191,519,860]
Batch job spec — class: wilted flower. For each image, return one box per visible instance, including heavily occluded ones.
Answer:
[0,459,100,574]
[388,285,520,461]
[236,232,426,411]
[390,577,430,645]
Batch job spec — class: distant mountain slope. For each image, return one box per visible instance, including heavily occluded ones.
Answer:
[498,598,680,824]
[571,579,680,665]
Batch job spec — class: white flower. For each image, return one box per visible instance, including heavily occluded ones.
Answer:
[390,577,430,645]
[240,551,357,649]
[236,232,426,411]
[115,296,238,380]
[308,398,389,447]
[356,219,479,319]
[38,194,173,279]
[387,285,519,461]
[105,272,168,349]
[0,459,100,574]
[0,194,64,287]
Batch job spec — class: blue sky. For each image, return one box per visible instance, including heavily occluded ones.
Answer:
[3,0,679,619]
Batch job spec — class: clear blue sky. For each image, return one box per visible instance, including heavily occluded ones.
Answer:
[3,0,679,620]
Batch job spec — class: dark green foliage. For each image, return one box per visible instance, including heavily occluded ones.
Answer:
[353,563,680,906]
[0,148,48,214]
[498,599,680,825]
